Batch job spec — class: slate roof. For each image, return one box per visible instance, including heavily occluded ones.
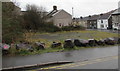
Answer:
[79,17,90,21]
[47,9,71,18]
[98,14,110,19]
[76,10,116,21]
[98,10,116,19]
[112,8,120,15]
[47,10,58,17]
[88,15,100,20]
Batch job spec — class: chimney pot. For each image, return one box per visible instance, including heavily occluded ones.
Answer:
[53,6,57,10]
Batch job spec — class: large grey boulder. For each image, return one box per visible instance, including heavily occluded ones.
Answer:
[16,42,33,51]
[34,42,45,50]
[64,39,74,48]
[118,38,120,44]
[104,38,116,45]
[51,42,62,48]
[79,39,89,47]
[113,37,119,44]
[88,39,98,46]
[74,39,81,47]
[97,39,105,46]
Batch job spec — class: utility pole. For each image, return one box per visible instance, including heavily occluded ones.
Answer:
[118,1,120,8]
[72,7,74,19]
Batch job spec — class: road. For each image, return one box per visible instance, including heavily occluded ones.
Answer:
[3,46,118,68]
[27,55,118,71]
[2,46,118,70]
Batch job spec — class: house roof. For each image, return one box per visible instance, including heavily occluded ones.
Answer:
[73,9,116,22]
[98,10,116,19]
[47,10,58,17]
[112,8,120,15]
[88,15,100,20]
[79,17,90,21]
[98,14,110,19]
[47,9,71,18]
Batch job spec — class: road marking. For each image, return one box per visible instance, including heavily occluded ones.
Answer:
[28,55,118,71]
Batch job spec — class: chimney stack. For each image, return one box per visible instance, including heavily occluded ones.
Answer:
[53,6,57,10]
[80,16,83,19]
[100,13,103,16]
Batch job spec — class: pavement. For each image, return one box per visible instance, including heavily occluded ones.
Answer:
[28,55,118,70]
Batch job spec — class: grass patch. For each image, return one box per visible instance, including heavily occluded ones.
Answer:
[25,30,118,47]
[6,30,118,56]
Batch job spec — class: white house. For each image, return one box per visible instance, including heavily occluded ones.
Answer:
[97,14,110,29]
[112,8,120,30]
[97,10,115,30]
[46,6,72,27]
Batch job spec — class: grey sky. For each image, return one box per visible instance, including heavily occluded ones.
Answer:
[13,0,119,17]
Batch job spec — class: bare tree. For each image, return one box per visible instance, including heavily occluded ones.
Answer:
[23,4,47,31]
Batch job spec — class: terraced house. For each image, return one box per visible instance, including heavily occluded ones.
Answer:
[112,8,120,30]
[87,15,99,29]
[97,10,115,30]
[73,10,116,30]
[73,17,89,29]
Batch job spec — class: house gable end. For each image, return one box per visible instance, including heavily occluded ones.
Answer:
[53,10,72,19]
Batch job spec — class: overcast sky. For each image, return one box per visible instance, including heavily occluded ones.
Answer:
[12,0,120,17]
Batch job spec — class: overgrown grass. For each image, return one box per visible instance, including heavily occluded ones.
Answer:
[6,30,118,56]
[25,30,118,47]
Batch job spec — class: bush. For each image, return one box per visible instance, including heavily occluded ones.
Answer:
[38,22,61,32]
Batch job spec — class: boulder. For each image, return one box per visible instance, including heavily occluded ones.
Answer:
[118,38,120,44]
[51,42,62,48]
[104,38,116,45]
[113,37,119,44]
[79,39,89,47]
[64,39,74,48]
[74,39,81,47]
[97,39,105,46]
[16,42,33,51]
[88,39,98,46]
[34,42,45,50]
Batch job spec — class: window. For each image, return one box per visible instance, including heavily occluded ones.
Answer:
[59,23,62,27]
[101,25,104,28]
[90,25,92,27]
[101,20,103,23]
[115,23,118,26]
